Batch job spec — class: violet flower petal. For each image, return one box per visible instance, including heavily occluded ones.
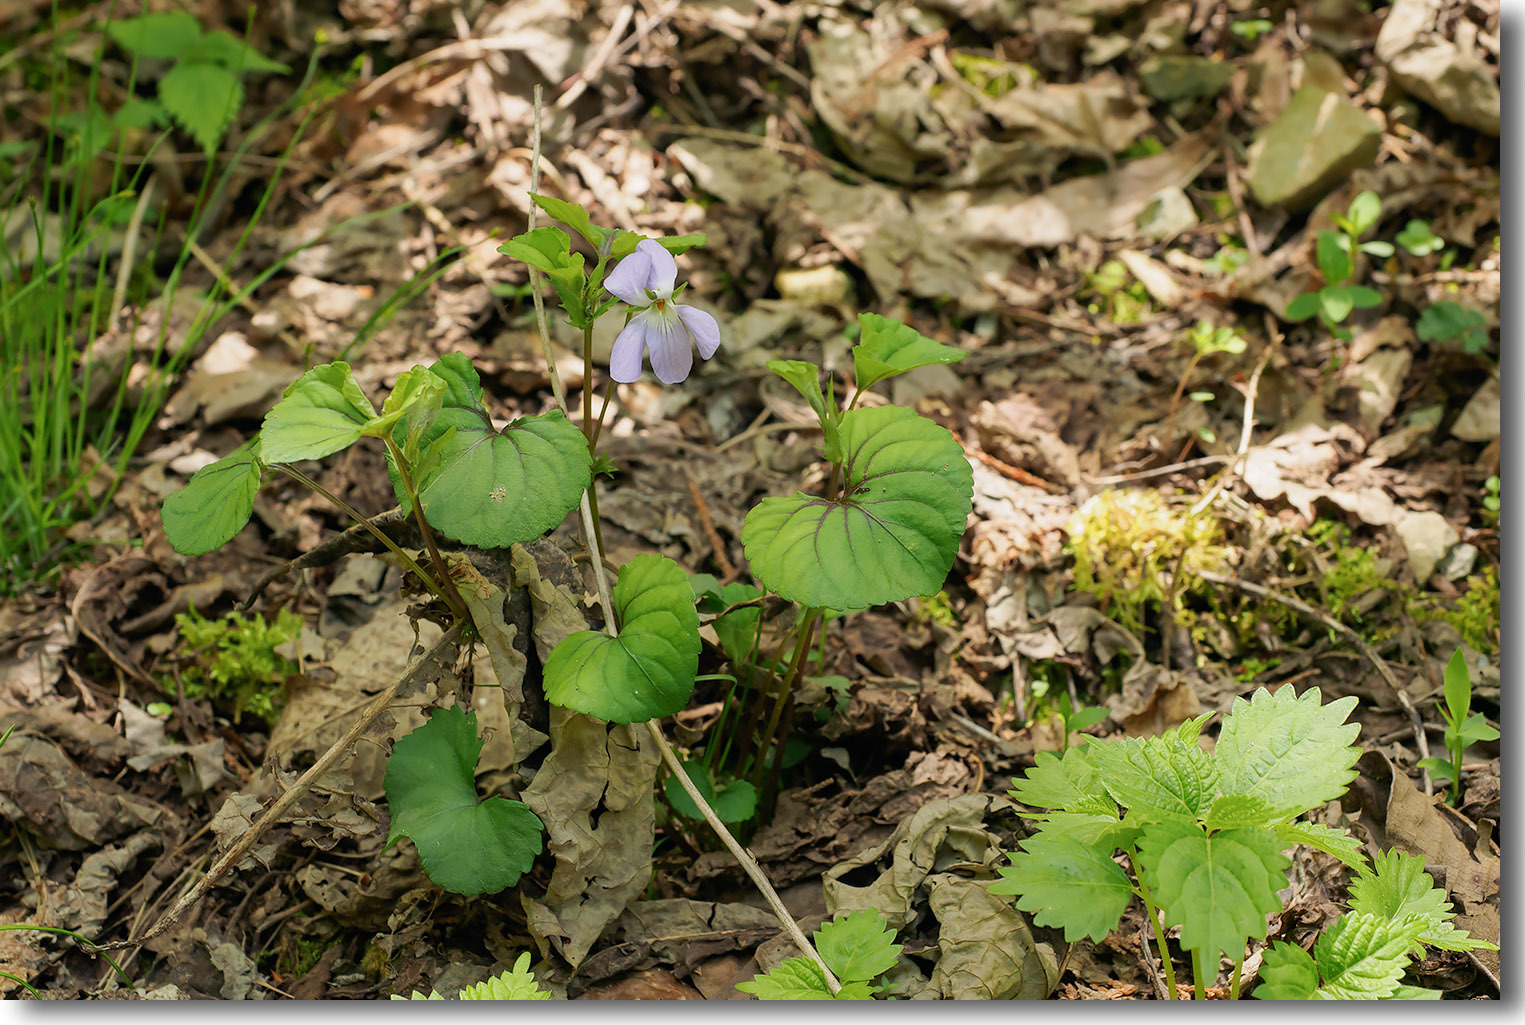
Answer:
[605,247,654,306]
[643,307,693,384]
[608,315,650,383]
[676,304,720,359]
[635,239,678,297]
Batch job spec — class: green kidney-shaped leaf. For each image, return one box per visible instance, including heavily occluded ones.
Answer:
[852,313,967,391]
[1214,686,1360,815]
[542,553,700,723]
[1137,821,1289,962]
[161,437,263,556]
[393,353,591,548]
[384,705,544,896]
[158,61,242,156]
[741,405,973,611]
[990,831,1134,943]
[664,760,757,823]
[262,361,378,463]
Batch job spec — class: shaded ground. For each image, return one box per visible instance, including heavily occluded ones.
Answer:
[0,0,1501,1001]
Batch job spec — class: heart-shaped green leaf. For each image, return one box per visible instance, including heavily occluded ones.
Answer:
[393,353,591,548]
[741,405,973,611]
[376,364,446,442]
[384,705,544,896]
[852,313,966,391]
[161,437,263,555]
[663,760,757,823]
[261,361,378,463]
[543,553,701,723]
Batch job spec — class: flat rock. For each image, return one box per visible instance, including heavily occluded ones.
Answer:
[1140,55,1235,101]
[1246,85,1382,210]
[1451,373,1500,442]
[1376,0,1500,136]
[1395,510,1459,585]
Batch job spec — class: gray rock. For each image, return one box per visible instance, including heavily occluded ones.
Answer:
[1140,55,1235,101]
[1438,542,1479,582]
[1246,86,1383,210]
[1395,510,1460,585]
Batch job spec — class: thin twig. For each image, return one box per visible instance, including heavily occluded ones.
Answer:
[89,626,463,950]
[1195,570,1432,792]
[1190,336,1275,517]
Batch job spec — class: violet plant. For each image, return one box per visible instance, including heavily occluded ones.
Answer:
[158,188,973,994]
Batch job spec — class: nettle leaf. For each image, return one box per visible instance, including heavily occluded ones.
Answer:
[1256,941,1320,1000]
[1276,821,1367,871]
[498,227,587,323]
[1214,686,1360,815]
[395,353,591,548]
[161,437,263,556]
[852,313,967,392]
[815,910,902,983]
[158,61,242,156]
[1203,793,1284,833]
[1008,745,1107,810]
[1310,912,1425,999]
[742,406,973,611]
[1347,850,1497,953]
[106,11,202,58]
[1089,731,1218,823]
[261,361,378,463]
[736,958,871,1000]
[189,31,292,74]
[458,954,551,1000]
[990,832,1134,943]
[543,553,700,723]
[663,760,757,824]
[384,706,545,896]
[1031,808,1135,850]
[1137,822,1289,962]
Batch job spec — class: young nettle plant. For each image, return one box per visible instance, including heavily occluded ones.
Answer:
[106,10,290,156]
[990,685,1490,999]
[1257,849,1495,1000]
[1416,649,1498,806]
[736,910,902,1000]
[1285,190,1389,341]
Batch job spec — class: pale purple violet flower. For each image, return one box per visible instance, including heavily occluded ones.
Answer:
[604,239,720,384]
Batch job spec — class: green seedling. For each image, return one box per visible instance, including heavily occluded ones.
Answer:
[392,953,550,1000]
[737,910,902,1000]
[1395,219,1445,257]
[106,10,290,155]
[1285,190,1388,340]
[1230,19,1275,43]
[1083,259,1151,324]
[1257,849,1495,999]
[1416,300,1489,355]
[1416,649,1498,805]
[1166,320,1249,449]
[1482,475,1499,528]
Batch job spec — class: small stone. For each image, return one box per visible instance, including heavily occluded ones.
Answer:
[1246,86,1382,210]
[1451,374,1500,442]
[773,264,855,304]
[1140,55,1234,101]
[1134,186,1199,238]
[1395,510,1460,585]
[1438,542,1479,582]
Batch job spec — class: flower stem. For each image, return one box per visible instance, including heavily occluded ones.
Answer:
[582,326,596,442]
[1127,847,1177,999]
[589,385,616,453]
[755,608,820,788]
[384,437,471,622]
[1192,948,1210,1000]
[274,464,455,613]
[1229,955,1243,1000]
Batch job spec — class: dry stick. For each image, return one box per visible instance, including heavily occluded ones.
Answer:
[89,626,464,951]
[1195,569,1432,792]
[524,89,839,994]
[1190,333,1275,518]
